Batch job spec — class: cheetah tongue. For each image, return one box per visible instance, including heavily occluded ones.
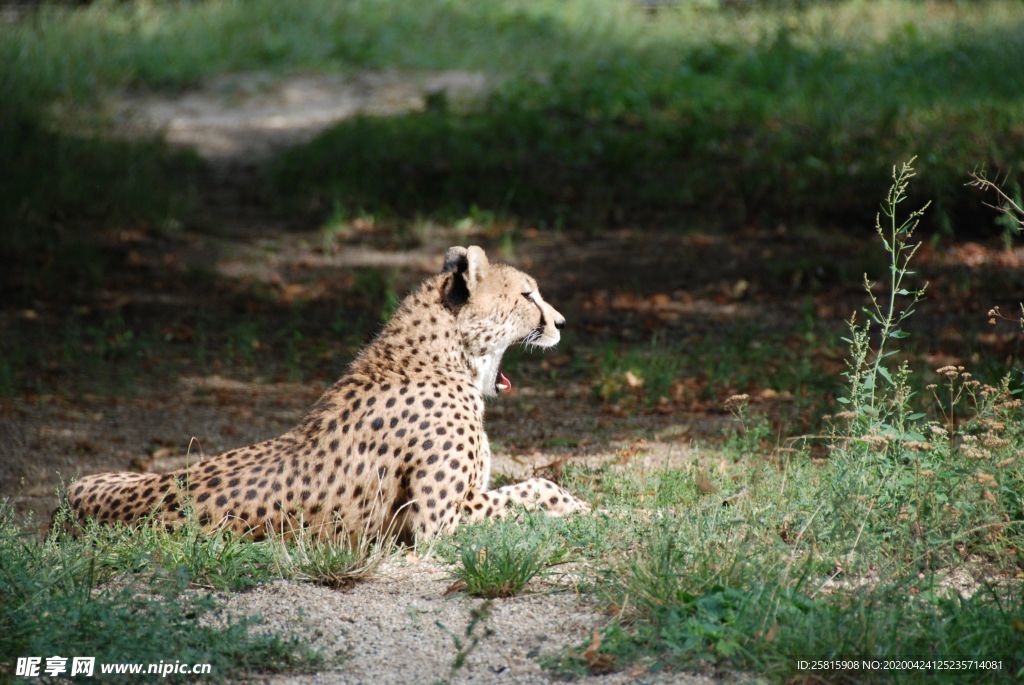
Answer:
[495,371,512,393]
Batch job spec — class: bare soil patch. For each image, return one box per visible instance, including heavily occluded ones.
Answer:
[109,70,488,161]
[221,561,714,685]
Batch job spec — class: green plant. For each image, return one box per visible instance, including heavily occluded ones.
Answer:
[4,0,1024,242]
[452,519,561,598]
[723,393,773,458]
[320,201,351,255]
[435,601,493,683]
[0,506,321,680]
[553,497,1024,682]
[225,321,260,368]
[823,160,1024,567]
[547,162,1024,680]
[351,268,400,325]
[969,170,1024,249]
[838,158,929,429]
[594,338,683,409]
[270,520,396,590]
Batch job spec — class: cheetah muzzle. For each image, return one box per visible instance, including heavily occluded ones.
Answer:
[57,245,591,541]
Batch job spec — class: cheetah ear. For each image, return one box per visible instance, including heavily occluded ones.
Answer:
[442,245,488,309]
[442,246,468,274]
[442,245,489,291]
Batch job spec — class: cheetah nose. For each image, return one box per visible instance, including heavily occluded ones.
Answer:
[554,317,566,330]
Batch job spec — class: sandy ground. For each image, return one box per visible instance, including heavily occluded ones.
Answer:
[218,560,717,685]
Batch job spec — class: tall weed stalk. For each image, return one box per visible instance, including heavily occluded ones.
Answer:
[831,159,1024,569]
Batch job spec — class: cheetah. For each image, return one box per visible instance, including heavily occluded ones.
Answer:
[58,245,589,541]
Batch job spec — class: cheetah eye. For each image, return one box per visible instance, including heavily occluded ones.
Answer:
[521,291,535,302]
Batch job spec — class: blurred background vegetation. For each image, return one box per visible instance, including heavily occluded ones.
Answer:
[4,0,1023,245]
[1,0,1022,397]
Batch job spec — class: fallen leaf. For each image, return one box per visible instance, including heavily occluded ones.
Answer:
[624,370,644,388]
[582,627,602,662]
[581,627,615,672]
[695,472,719,494]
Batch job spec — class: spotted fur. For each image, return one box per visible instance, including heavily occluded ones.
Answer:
[58,246,589,541]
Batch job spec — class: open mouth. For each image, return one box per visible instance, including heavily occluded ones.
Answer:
[495,370,512,394]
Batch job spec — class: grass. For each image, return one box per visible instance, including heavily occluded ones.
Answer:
[583,318,842,440]
[423,161,1024,681]
[0,501,405,678]
[47,499,397,592]
[271,0,1024,230]
[3,0,1022,399]
[1,159,1022,681]
[448,516,565,598]
[541,460,1024,680]
[3,0,1024,247]
[0,0,653,98]
[270,518,397,590]
[512,417,1024,680]
[0,491,414,676]
[0,116,201,302]
[0,507,323,682]
[552,517,1024,681]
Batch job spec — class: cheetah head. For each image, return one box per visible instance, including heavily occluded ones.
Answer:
[442,245,565,397]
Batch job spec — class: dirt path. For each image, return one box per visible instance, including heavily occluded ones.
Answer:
[110,70,488,162]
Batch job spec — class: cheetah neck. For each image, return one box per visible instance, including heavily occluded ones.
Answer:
[348,278,480,388]
[467,345,508,397]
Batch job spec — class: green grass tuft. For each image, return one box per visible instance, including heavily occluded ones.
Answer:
[450,517,564,598]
